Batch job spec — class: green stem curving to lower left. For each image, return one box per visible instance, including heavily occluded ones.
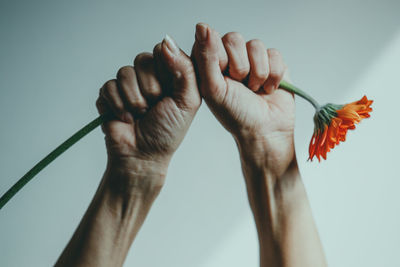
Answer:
[0,80,318,210]
[0,114,112,210]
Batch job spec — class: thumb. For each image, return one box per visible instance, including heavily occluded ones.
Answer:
[160,34,201,111]
[192,23,227,105]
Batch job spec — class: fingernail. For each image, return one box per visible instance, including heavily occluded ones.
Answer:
[195,23,208,42]
[163,34,180,54]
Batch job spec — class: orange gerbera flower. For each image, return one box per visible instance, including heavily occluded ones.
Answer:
[279,81,373,161]
[308,96,373,161]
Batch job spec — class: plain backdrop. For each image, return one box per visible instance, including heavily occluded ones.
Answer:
[1,0,399,266]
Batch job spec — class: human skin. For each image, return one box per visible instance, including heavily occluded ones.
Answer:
[191,23,327,267]
[55,24,326,266]
[55,35,201,267]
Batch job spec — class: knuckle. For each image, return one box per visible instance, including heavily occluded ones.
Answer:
[144,84,162,99]
[103,79,116,90]
[268,48,282,57]
[132,101,148,111]
[230,66,249,78]
[134,52,153,67]
[269,70,281,82]
[254,69,269,81]
[114,101,124,111]
[96,97,109,114]
[102,80,117,98]
[126,95,147,111]
[222,32,244,46]
[268,70,284,87]
[247,39,265,50]
[117,66,133,80]
[153,43,162,55]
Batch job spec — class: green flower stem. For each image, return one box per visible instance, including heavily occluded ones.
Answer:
[279,80,321,110]
[0,113,112,210]
[0,80,319,210]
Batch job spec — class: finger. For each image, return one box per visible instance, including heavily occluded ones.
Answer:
[95,96,115,133]
[192,29,228,72]
[153,43,172,95]
[246,39,269,92]
[263,48,286,94]
[282,65,292,82]
[160,34,201,111]
[100,79,125,120]
[134,52,162,105]
[116,65,148,116]
[192,23,227,104]
[214,30,228,72]
[95,95,111,115]
[222,32,250,82]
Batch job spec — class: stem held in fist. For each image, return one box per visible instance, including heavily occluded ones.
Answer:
[0,80,370,210]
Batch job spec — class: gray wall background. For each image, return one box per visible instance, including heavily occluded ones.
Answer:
[1,0,399,266]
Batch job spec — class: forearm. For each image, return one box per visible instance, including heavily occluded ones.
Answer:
[236,137,326,267]
[55,159,166,267]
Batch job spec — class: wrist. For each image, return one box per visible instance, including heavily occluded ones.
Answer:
[235,132,295,178]
[103,156,170,199]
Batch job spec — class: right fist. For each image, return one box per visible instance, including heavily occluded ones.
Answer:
[96,35,201,168]
[192,23,295,177]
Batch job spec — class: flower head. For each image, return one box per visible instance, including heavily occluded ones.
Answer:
[308,95,373,161]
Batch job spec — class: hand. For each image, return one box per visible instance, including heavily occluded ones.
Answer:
[192,25,327,266]
[56,36,200,267]
[192,23,295,177]
[96,35,201,189]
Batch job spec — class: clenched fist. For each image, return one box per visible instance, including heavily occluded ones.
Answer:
[192,23,295,177]
[96,35,201,190]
